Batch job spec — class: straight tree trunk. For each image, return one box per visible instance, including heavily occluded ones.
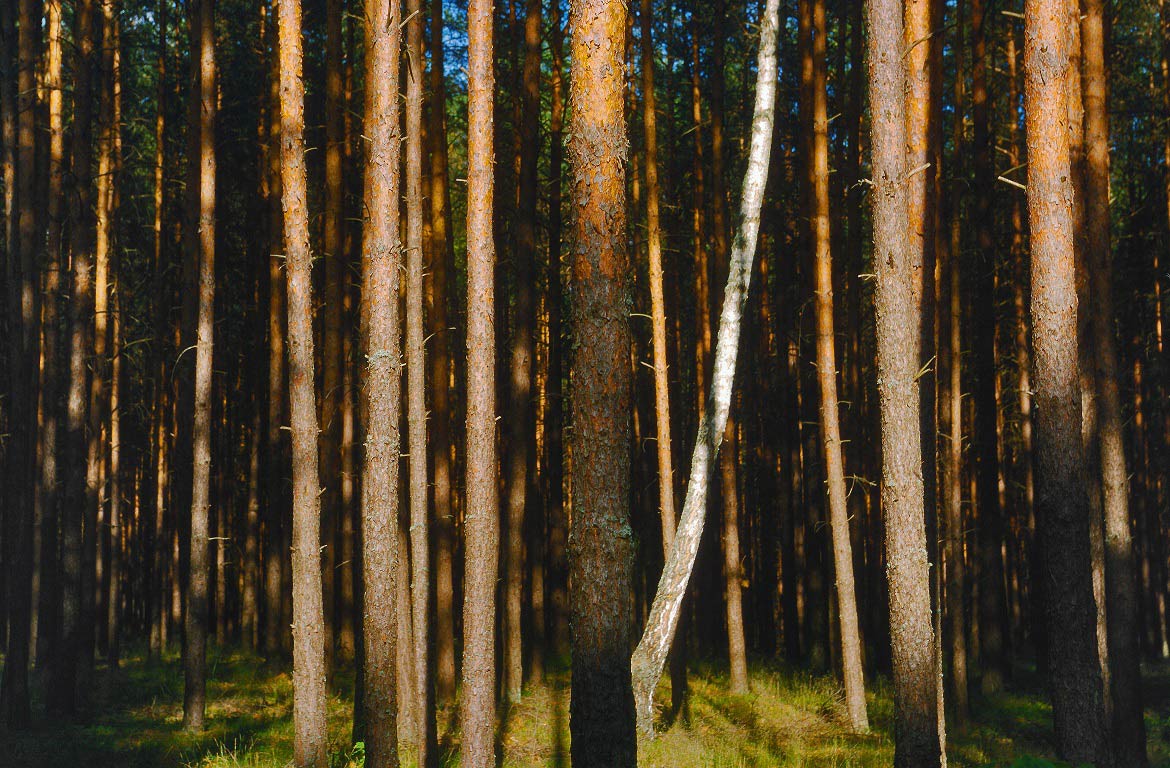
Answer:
[182,0,216,731]
[864,0,943,761]
[1080,1,1146,761]
[404,0,433,761]
[1022,0,1110,761]
[36,0,66,672]
[503,0,540,705]
[277,0,328,757]
[460,0,498,762]
[1,0,40,726]
[319,0,344,675]
[970,0,1008,693]
[807,0,868,733]
[566,0,638,763]
[53,0,96,716]
[427,0,457,704]
[545,0,568,657]
[630,0,780,736]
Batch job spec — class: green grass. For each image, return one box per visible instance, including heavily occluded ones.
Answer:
[3,649,1169,766]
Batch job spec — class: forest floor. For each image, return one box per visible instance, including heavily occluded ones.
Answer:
[3,648,1170,767]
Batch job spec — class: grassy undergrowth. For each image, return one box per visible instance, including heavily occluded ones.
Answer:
[3,648,1168,766]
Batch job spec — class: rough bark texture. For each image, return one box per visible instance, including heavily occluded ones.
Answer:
[358,0,403,765]
[277,0,328,758]
[807,0,868,733]
[630,0,779,737]
[864,0,943,761]
[460,0,498,762]
[182,0,216,731]
[566,0,637,763]
[1022,0,1111,761]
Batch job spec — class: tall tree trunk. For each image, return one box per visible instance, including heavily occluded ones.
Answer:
[941,0,968,723]
[503,0,540,706]
[460,0,497,762]
[427,0,456,704]
[36,0,66,672]
[970,0,1008,693]
[2,0,40,726]
[1080,1,1146,762]
[566,0,638,763]
[404,0,432,761]
[1022,0,1110,761]
[53,0,96,716]
[806,0,868,733]
[864,0,943,761]
[182,0,216,731]
[319,0,344,677]
[278,0,328,757]
[545,0,568,658]
[630,0,780,736]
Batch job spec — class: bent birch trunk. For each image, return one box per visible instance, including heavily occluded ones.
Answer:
[629,0,780,736]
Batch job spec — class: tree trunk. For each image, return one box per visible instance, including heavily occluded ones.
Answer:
[804,0,869,732]
[427,0,456,704]
[1022,0,1110,761]
[53,0,96,717]
[1080,1,1146,762]
[630,0,779,736]
[503,0,540,706]
[566,0,638,763]
[277,0,328,757]
[864,0,943,761]
[460,0,497,762]
[404,0,433,761]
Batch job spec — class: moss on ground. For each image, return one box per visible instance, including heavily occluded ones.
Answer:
[2,649,1168,766]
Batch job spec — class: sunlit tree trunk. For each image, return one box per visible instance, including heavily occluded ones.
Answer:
[460,0,497,762]
[277,0,328,757]
[804,0,869,732]
[630,0,779,736]
[566,0,637,762]
[864,0,943,760]
[1022,0,1110,760]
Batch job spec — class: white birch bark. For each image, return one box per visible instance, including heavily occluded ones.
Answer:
[629,0,781,736]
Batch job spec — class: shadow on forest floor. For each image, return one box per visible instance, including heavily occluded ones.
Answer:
[2,647,1170,766]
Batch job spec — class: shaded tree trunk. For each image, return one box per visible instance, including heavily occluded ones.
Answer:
[1022,0,1110,761]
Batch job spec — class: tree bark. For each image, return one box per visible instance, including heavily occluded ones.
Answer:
[805,0,869,733]
[1080,1,1146,762]
[460,0,497,762]
[182,0,216,731]
[630,0,779,736]
[277,0,328,757]
[865,0,944,761]
[404,0,433,761]
[1022,0,1111,761]
[566,0,638,762]
[53,0,96,717]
